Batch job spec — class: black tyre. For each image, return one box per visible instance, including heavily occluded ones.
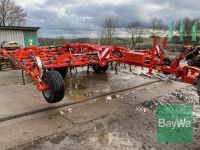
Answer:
[55,67,68,78]
[185,47,200,60]
[187,56,200,67]
[92,64,101,73]
[197,77,200,96]
[42,71,65,103]
[163,57,171,66]
[162,57,172,75]
[102,65,108,72]
[92,64,108,73]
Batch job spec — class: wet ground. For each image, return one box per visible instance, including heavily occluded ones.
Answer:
[13,86,200,150]
[0,65,199,149]
[64,66,158,101]
[0,66,156,118]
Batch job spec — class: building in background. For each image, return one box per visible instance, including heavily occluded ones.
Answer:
[0,26,40,48]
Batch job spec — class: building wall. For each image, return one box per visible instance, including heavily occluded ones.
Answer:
[0,29,38,47]
[0,30,25,47]
[23,31,37,37]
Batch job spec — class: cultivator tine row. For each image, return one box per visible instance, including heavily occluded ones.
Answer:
[0,36,200,103]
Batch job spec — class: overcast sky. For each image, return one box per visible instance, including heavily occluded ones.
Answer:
[15,0,200,38]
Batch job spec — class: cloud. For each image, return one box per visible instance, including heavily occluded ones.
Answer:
[15,0,200,38]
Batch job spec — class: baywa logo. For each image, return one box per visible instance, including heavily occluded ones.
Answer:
[156,104,193,143]
[158,118,191,129]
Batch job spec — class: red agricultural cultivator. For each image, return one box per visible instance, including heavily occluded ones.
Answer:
[0,36,200,103]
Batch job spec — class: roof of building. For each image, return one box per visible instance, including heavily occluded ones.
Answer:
[0,26,40,31]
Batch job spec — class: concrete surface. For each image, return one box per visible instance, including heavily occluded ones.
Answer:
[0,66,197,149]
[0,67,157,118]
[63,97,131,124]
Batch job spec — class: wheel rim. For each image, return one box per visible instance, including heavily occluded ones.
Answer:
[43,88,51,98]
[42,78,51,98]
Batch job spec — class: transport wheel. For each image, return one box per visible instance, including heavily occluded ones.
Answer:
[92,64,102,73]
[163,57,171,66]
[55,67,68,78]
[162,57,172,75]
[187,56,200,67]
[197,77,200,97]
[102,65,108,72]
[42,71,65,103]
[92,64,108,73]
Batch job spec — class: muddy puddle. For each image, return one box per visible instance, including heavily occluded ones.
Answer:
[63,67,155,101]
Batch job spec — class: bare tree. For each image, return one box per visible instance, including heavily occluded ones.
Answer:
[56,36,66,45]
[0,0,27,26]
[126,21,143,49]
[149,18,166,37]
[101,16,118,45]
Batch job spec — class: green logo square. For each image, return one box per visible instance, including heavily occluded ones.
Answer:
[156,104,193,143]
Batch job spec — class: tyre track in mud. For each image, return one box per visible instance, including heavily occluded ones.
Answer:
[0,80,162,123]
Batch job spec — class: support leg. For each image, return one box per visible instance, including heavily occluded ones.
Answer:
[115,63,118,74]
[124,64,126,69]
[129,65,132,72]
[21,70,25,85]
[87,66,90,73]
[199,97,200,105]
[70,66,73,76]
[111,62,114,70]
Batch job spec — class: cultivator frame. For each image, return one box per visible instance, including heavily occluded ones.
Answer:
[0,36,200,103]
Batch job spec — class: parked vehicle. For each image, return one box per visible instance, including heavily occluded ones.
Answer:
[1,42,20,50]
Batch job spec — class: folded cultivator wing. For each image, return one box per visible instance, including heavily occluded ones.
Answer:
[0,36,200,103]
